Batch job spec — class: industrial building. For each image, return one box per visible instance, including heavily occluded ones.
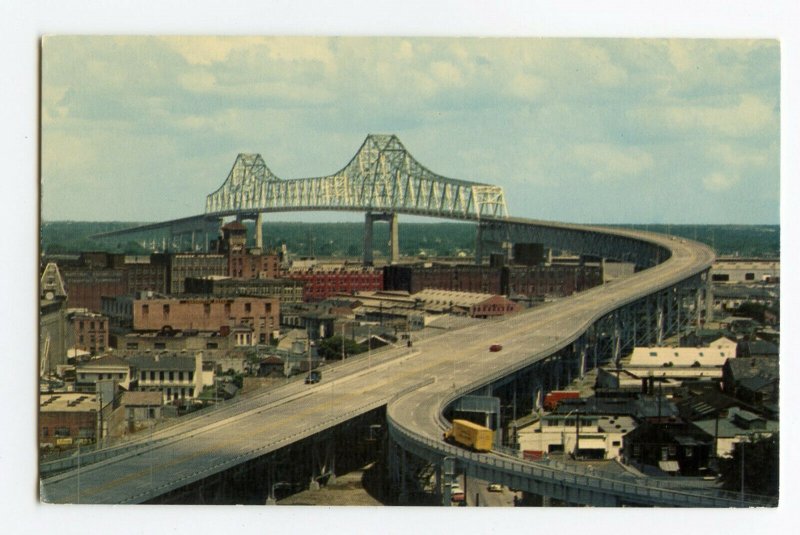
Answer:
[132,295,280,345]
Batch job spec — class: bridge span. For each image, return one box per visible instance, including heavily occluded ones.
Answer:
[91,134,508,264]
[39,217,771,507]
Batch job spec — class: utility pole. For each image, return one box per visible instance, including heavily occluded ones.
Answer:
[341,323,345,361]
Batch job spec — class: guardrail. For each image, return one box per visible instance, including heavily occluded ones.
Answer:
[41,342,413,476]
[388,407,774,507]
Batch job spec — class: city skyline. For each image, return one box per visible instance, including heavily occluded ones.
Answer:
[42,37,780,225]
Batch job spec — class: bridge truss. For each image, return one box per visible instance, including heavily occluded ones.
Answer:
[204,134,508,221]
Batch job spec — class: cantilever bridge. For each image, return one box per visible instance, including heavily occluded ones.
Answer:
[205,134,508,220]
[94,134,508,264]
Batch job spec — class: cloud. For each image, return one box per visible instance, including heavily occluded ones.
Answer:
[632,93,776,138]
[703,171,739,192]
[571,143,654,183]
[160,36,270,66]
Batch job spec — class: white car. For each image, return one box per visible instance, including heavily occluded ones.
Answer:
[487,483,502,492]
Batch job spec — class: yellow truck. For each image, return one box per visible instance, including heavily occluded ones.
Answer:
[443,419,493,452]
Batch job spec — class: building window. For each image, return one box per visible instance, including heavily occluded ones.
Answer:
[188,372,194,382]
[42,427,48,437]
[245,302,251,313]
[745,272,755,281]
[169,371,174,381]
[179,371,184,381]
[55,427,70,437]
[154,342,166,350]
[141,371,146,381]
[142,304,149,316]
[163,304,170,318]
[79,321,84,329]
[150,371,155,381]
[127,342,139,350]
[148,408,155,419]
[159,371,165,381]
[224,303,231,316]
[204,303,211,317]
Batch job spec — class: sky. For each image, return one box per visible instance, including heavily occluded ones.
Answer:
[41,36,781,225]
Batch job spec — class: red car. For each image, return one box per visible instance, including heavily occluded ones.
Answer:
[489,344,503,352]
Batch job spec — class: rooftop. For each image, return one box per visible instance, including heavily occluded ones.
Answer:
[76,355,130,369]
[128,353,198,371]
[121,391,163,407]
[40,393,98,413]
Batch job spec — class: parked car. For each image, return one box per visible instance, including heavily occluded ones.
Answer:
[487,483,502,492]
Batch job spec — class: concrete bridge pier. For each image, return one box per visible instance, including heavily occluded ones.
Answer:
[254,212,263,250]
[364,212,399,266]
[309,436,336,490]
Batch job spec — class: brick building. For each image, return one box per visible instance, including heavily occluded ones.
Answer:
[110,254,168,294]
[39,393,99,450]
[215,221,280,279]
[504,263,603,298]
[61,268,127,312]
[167,253,228,294]
[383,264,502,295]
[285,266,383,302]
[68,310,109,355]
[184,276,304,305]
[133,295,279,345]
[384,262,603,299]
[58,253,168,312]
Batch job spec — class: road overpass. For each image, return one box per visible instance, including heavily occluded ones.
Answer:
[40,219,772,507]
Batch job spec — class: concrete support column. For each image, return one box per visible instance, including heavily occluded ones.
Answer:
[656,293,664,345]
[578,338,587,379]
[255,212,263,250]
[612,315,621,366]
[389,212,399,264]
[398,449,408,505]
[475,223,483,265]
[364,213,374,266]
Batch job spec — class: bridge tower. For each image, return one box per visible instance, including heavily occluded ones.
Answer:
[363,212,399,266]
